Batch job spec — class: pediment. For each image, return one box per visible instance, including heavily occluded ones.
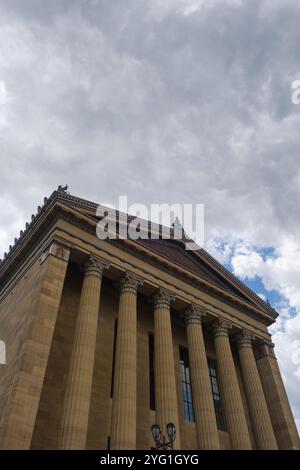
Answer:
[53,191,276,317]
[0,190,277,321]
[135,239,253,303]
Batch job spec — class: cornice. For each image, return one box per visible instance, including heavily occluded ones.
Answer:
[112,237,276,325]
[54,224,273,338]
[0,190,278,324]
[3,188,273,319]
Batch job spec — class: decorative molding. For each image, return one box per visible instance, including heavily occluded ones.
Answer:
[212,318,232,338]
[0,190,277,320]
[153,289,175,310]
[253,341,276,361]
[84,256,109,279]
[0,198,276,325]
[111,236,276,324]
[52,188,275,320]
[184,304,207,326]
[236,330,255,350]
[119,272,143,294]
[40,240,71,264]
[53,224,274,337]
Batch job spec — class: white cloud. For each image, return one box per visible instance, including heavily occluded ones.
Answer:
[231,240,300,432]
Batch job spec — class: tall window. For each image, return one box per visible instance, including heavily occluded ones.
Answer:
[110,320,118,398]
[208,358,226,431]
[179,346,195,422]
[149,333,155,410]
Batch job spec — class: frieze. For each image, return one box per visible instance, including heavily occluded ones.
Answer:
[55,213,275,331]
[0,190,279,322]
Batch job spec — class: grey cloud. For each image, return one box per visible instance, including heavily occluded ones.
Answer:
[0,0,300,263]
[1,1,300,235]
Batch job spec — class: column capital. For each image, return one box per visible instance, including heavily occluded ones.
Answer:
[119,272,143,294]
[153,289,175,309]
[253,340,276,360]
[236,331,255,350]
[212,318,232,338]
[84,256,109,279]
[184,304,206,326]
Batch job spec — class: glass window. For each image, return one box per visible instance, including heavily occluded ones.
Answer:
[207,358,226,431]
[179,346,195,422]
[149,334,155,410]
[110,320,118,398]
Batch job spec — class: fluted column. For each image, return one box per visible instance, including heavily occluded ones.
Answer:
[184,305,220,449]
[213,320,252,449]
[110,272,142,450]
[58,256,107,449]
[154,289,181,449]
[237,332,277,449]
[254,341,300,450]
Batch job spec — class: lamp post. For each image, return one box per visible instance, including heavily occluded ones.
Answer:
[151,423,176,450]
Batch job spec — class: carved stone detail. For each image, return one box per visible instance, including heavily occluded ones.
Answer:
[212,318,232,338]
[254,340,276,361]
[84,256,108,279]
[153,289,175,309]
[119,272,143,294]
[236,331,254,350]
[184,304,206,325]
[40,240,71,264]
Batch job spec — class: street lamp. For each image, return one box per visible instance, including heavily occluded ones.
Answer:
[151,423,176,450]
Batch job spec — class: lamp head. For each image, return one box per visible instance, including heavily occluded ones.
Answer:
[151,424,161,443]
[166,422,176,442]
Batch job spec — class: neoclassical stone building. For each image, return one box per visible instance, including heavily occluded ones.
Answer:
[0,190,299,450]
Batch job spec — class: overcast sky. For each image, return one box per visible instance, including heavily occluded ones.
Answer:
[1,0,300,434]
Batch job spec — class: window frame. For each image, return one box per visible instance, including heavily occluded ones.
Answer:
[179,346,195,423]
[207,357,226,431]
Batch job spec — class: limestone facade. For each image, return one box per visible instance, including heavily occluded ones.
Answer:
[0,191,299,450]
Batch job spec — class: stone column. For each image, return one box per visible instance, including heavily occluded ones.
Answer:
[184,305,220,450]
[110,272,142,450]
[58,256,107,449]
[254,341,300,450]
[213,320,252,449]
[154,289,181,449]
[0,240,70,450]
[237,332,277,449]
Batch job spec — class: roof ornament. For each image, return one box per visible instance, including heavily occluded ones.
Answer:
[57,185,69,193]
[172,216,184,239]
